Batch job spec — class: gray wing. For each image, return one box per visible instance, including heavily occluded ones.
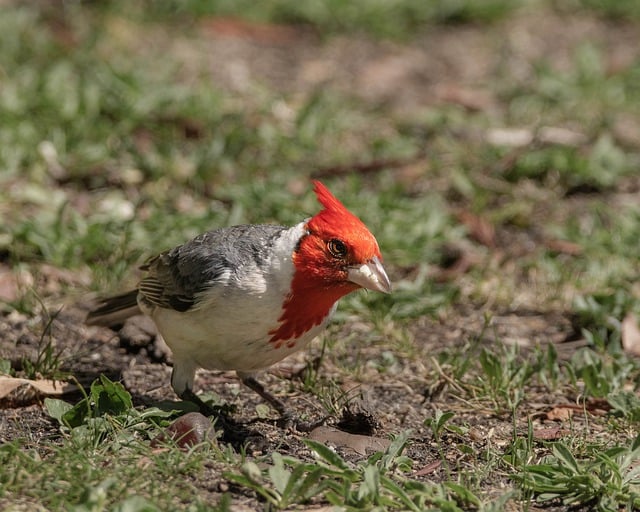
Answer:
[138,224,287,312]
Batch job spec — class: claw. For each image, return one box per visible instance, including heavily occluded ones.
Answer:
[284,415,329,433]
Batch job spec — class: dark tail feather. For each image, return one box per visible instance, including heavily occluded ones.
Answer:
[86,290,141,327]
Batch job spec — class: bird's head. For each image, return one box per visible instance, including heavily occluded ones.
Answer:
[269,181,391,346]
[293,180,391,296]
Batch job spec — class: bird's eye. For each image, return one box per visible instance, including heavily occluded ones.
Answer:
[327,239,348,259]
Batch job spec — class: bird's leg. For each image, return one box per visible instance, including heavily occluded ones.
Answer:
[240,375,288,416]
[180,388,215,415]
[172,363,235,426]
[240,375,326,432]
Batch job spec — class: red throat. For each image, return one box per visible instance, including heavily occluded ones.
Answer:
[268,273,356,348]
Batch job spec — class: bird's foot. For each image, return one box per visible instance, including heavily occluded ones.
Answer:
[276,411,329,433]
[240,375,329,432]
[181,389,234,423]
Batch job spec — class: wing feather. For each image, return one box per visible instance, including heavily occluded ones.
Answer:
[137,224,287,313]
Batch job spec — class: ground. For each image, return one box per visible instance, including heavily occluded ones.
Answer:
[1,1,640,511]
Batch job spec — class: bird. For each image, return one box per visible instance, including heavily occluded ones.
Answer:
[86,180,391,428]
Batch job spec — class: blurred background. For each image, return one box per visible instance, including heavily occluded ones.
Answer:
[1,0,639,311]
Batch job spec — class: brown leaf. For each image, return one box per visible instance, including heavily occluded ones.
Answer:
[533,427,571,440]
[0,266,33,302]
[455,210,496,248]
[435,84,493,111]
[308,426,390,456]
[0,268,19,302]
[544,239,583,256]
[622,313,640,356]
[0,376,77,397]
[545,400,610,420]
[583,398,611,414]
[200,16,302,44]
[136,455,155,469]
[0,376,78,407]
[414,460,442,476]
[545,406,573,422]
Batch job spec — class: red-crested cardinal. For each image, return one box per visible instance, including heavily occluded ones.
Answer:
[86,181,391,423]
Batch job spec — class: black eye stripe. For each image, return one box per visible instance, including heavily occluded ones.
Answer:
[327,239,348,258]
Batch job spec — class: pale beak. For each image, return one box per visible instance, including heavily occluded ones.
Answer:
[347,256,392,294]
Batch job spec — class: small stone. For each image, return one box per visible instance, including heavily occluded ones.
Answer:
[160,412,217,448]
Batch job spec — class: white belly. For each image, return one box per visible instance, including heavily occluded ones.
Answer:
[151,302,332,373]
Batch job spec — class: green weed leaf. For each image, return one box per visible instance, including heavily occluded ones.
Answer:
[44,398,73,423]
[552,443,580,474]
[304,439,350,471]
[92,375,133,416]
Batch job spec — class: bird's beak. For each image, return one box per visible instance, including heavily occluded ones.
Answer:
[347,256,392,294]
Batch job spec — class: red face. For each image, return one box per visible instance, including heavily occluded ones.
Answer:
[297,180,383,284]
[293,222,381,289]
[268,181,390,347]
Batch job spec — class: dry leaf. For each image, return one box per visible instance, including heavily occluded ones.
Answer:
[0,266,33,302]
[435,84,493,111]
[486,126,586,148]
[201,16,301,44]
[486,128,533,147]
[0,268,19,302]
[533,427,571,440]
[308,426,390,456]
[414,460,442,476]
[583,398,611,414]
[544,239,583,256]
[622,313,640,356]
[0,376,77,397]
[455,210,496,247]
[545,400,610,421]
[545,406,573,422]
[0,376,78,406]
[538,126,587,147]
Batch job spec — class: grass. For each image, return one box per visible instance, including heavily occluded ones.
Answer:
[1,0,640,510]
[516,435,640,510]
